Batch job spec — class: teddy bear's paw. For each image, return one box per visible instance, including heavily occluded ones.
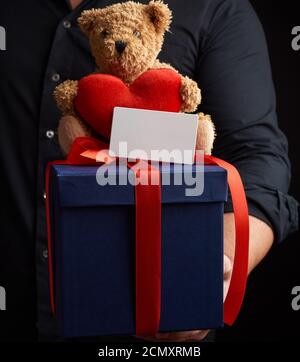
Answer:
[196,113,216,156]
[180,77,201,113]
[58,115,91,155]
[53,80,79,116]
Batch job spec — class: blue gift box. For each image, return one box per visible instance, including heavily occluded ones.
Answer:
[49,164,227,338]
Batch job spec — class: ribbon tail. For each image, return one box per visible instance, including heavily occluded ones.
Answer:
[204,155,249,325]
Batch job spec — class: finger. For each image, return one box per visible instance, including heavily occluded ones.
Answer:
[155,330,210,342]
[224,278,231,301]
[155,330,208,342]
[170,330,209,341]
[188,330,210,341]
[224,254,233,280]
[156,330,200,339]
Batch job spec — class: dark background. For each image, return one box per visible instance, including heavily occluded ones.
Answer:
[217,0,300,341]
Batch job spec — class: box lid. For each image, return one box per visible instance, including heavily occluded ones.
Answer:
[50,164,227,207]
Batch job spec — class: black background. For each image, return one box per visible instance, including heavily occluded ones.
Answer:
[217,0,300,341]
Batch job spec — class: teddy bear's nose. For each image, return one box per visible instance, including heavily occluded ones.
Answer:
[115,40,127,54]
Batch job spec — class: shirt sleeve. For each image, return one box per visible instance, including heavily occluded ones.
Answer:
[195,0,299,242]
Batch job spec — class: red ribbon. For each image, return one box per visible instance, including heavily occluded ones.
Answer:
[131,162,161,337]
[45,137,249,337]
[202,155,249,325]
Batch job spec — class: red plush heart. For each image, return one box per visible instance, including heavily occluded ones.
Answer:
[74,69,182,140]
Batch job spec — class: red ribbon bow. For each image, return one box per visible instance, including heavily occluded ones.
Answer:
[45,137,249,337]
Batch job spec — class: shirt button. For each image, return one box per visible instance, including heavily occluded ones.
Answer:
[46,130,55,139]
[43,192,47,200]
[42,249,48,259]
[63,20,72,29]
[52,73,60,82]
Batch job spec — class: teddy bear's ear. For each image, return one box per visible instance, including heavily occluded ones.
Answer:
[145,1,172,34]
[78,8,103,36]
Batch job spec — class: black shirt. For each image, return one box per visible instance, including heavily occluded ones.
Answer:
[0,0,298,338]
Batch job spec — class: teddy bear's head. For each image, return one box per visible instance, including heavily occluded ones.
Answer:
[78,1,172,84]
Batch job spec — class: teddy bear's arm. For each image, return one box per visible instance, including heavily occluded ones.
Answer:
[151,60,201,113]
[151,59,176,72]
[53,80,92,155]
[57,115,92,155]
[197,113,215,156]
[180,76,202,113]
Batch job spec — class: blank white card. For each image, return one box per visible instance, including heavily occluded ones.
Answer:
[109,107,198,164]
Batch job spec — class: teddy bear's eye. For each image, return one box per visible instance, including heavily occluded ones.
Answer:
[133,30,141,38]
[101,29,109,38]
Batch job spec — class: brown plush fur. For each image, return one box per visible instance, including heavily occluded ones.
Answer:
[54,1,215,155]
[54,80,78,116]
[58,115,92,155]
[197,113,215,155]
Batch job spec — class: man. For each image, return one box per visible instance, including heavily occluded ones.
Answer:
[0,0,298,341]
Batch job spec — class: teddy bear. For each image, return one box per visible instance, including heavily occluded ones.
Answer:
[54,0,215,156]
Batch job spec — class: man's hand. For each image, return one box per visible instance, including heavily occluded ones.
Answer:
[143,254,233,342]
[143,213,274,342]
